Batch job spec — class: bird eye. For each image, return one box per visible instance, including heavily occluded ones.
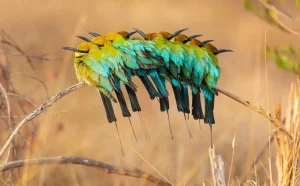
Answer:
[77,49,89,53]
[96,44,104,48]
[75,50,89,58]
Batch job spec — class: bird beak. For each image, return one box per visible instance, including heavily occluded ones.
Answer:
[187,34,202,41]
[133,28,146,38]
[87,31,100,37]
[213,49,233,55]
[199,40,214,47]
[169,28,189,40]
[128,31,137,37]
[76,36,91,42]
[61,47,78,52]
[183,34,202,43]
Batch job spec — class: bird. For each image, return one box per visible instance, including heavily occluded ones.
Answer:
[62,41,125,155]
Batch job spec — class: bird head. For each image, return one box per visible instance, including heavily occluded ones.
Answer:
[75,42,91,58]
[144,33,157,40]
[105,32,119,41]
[159,31,173,40]
[189,38,214,48]
[188,38,202,46]
[159,28,189,40]
[91,36,110,47]
[204,43,233,55]
[173,34,188,42]
[62,42,90,58]
[117,31,137,39]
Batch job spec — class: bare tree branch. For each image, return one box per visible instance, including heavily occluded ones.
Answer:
[256,0,299,21]
[13,72,49,99]
[0,82,86,159]
[0,83,13,159]
[0,156,172,186]
[0,30,35,69]
[217,88,292,140]
[256,0,300,37]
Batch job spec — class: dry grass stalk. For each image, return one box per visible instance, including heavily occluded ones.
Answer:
[209,147,226,186]
[275,80,300,186]
[0,156,172,186]
[0,82,86,160]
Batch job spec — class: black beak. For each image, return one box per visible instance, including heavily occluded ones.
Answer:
[128,31,137,38]
[213,49,233,55]
[133,28,146,38]
[169,28,189,40]
[199,40,214,47]
[61,46,78,52]
[76,36,91,42]
[87,31,100,37]
[183,34,202,43]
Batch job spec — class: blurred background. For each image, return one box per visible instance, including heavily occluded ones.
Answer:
[0,0,299,185]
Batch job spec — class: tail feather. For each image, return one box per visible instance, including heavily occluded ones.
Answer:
[159,97,169,112]
[204,95,215,124]
[125,85,141,112]
[171,83,184,112]
[192,92,204,120]
[149,69,168,97]
[181,84,190,114]
[136,70,159,100]
[114,77,131,117]
[98,90,117,123]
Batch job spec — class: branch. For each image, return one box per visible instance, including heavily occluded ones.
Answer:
[256,0,300,37]
[217,88,292,140]
[0,82,86,159]
[0,156,171,186]
[0,30,35,69]
[257,0,299,21]
[0,83,13,160]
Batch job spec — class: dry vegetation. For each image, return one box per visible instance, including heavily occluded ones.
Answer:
[0,0,299,185]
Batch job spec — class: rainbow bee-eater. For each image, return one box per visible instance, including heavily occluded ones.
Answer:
[172,34,204,123]
[100,31,160,101]
[62,42,124,155]
[200,42,232,124]
[127,30,170,98]
[191,39,232,147]
[89,32,152,138]
[102,30,171,139]
[134,28,193,139]
[80,34,143,142]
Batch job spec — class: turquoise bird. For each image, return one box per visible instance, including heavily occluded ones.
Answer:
[62,41,125,155]
[189,38,232,147]
[134,28,194,139]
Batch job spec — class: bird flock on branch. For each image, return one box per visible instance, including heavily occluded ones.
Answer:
[62,28,232,155]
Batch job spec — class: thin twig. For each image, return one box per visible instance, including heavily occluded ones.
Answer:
[0,83,13,159]
[217,88,293,140]
[7,92,38,107]
[256,0,300,37]
[0,83,14,178]
[0,30,35,69]
[256,0,300,21]
[0,50,60,61]
[0,110,68,119]
[133,149,174,186]
[14,72,49,99]
[0,82,86,160]
[270,15,300,37]
[0,156,172,186]
[0,83,12,139]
